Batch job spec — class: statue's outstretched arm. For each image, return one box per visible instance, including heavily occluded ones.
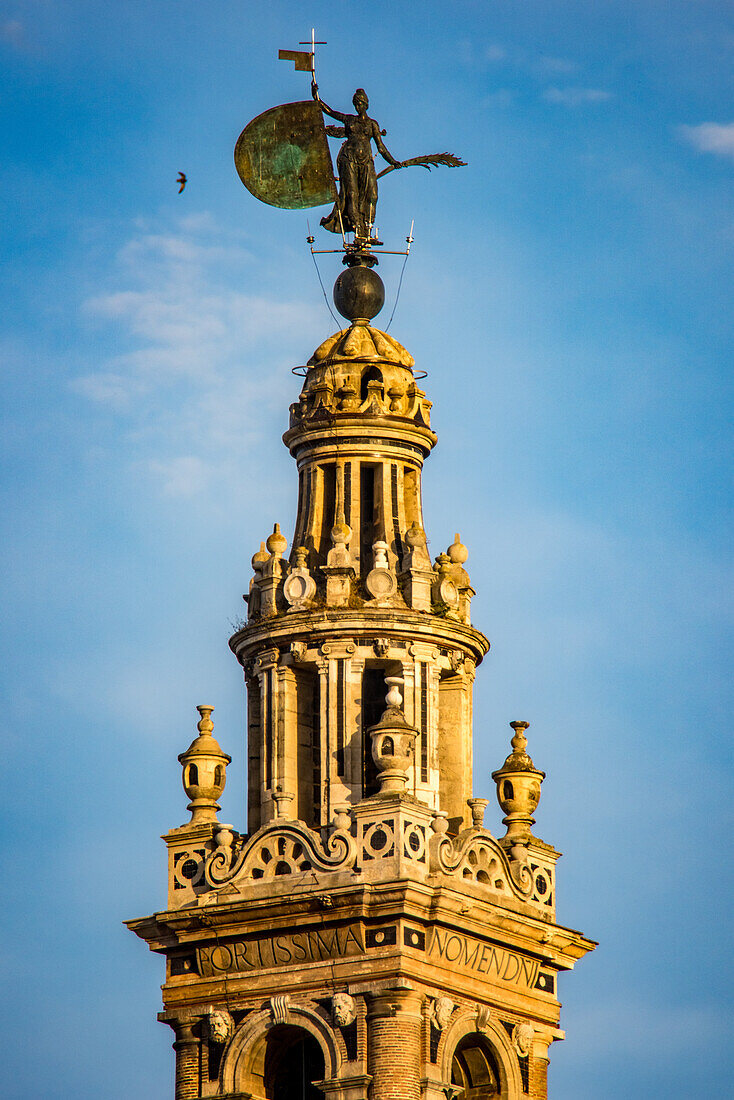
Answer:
[311,81,348,124]
[372,122,402,169]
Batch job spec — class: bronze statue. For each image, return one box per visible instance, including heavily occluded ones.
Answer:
[234,41,466,256]
[311,82,402,243]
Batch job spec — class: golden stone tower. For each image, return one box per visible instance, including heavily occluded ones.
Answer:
[127,59,595,1099]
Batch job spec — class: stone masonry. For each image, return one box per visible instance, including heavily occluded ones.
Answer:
[127,313,595,1099]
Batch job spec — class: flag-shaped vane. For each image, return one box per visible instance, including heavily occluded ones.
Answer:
[278,49,313,72]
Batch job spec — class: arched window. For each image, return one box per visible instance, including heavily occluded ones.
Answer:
[263,1025,325,1100]
[360,365,383,402]
[187,763,198,787]
[451,1033,502,1098]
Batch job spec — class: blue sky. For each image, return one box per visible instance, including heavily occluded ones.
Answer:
[1,2,732,1097]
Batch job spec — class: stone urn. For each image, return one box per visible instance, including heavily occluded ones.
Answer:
[178,705,231,824]
[491,721,545,859]
[368,677,418,793]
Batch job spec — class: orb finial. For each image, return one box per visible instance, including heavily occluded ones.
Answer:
[333,261,385,325]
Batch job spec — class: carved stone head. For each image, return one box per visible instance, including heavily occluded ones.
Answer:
[332,993,357,1027]
[512,1021,534,1058]
[431,996,454,1030]
[207,1009,234,1044]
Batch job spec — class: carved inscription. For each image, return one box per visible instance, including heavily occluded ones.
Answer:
[197,924,365,977]
[428,929,540,989]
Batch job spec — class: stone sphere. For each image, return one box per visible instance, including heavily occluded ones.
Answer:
[333,266,385,323]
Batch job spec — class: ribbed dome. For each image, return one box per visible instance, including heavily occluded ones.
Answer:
[309,324,415,368]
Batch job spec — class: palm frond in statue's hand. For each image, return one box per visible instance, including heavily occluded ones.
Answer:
[376,152,466,179]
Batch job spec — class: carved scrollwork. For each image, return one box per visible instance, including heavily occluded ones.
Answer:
[270,995,291,1025]
[205,820,357,888]
[429,829,533,901]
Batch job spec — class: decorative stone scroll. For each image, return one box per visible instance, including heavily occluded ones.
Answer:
[205,819,356,889]
[476,1006,492,1035]
[270,994,291,1025]
[429,828,533,902]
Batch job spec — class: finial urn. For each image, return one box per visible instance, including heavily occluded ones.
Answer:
[491,721,545,857]
[368,677,418,793]
[178,706,231,825]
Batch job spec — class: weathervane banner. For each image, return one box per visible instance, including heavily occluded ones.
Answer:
[234,100,337,210]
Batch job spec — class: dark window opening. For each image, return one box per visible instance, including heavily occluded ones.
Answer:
[503,780,514,801]
[360,365,383,402]
[360,464,376,570]
[451,1034,502,1098]
[318,464,337,560]
[362,667,386,797]
[187,764,198,786]
[264,1026,325,1100]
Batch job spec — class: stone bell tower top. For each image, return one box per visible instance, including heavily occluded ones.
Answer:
[126,57,594,1100]
[229,293,491,839]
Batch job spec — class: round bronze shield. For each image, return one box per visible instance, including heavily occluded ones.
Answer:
[234,100,337,210]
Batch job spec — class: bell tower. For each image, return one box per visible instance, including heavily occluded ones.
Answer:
[126,52,595,1100]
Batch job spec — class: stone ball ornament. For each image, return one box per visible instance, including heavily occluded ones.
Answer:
[178,705,231,825]
[333,263,385,324]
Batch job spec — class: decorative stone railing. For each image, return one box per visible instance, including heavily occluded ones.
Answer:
[180,804,555,917]
[204,819,357,890]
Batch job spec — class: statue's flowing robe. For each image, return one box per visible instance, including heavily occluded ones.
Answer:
[321,115,379,236]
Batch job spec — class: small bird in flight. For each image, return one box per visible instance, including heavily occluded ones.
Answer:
[177,172,187,193]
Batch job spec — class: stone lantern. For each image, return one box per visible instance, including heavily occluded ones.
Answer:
[178,705,231,824]
[491,721,545,861]
[368,677,418,793]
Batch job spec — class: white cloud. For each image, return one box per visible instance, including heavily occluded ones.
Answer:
[481,89,515,110]
[147,455,211,497]
[1,20,23,48]
[679,122,734,161]
[536,55,578,75]
[484,44,506,62]
[73,215,322,495]
[543,86,612,106]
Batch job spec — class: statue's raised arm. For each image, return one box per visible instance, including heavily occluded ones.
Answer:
[311,80,349,125]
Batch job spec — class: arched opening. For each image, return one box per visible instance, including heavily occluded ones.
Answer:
[263,1025,325,1099]
[451,1033,502,1098]
[360,365,383,402]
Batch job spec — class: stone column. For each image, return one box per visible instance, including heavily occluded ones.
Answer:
[257,647,280,823]
[367,989,423,1100]
[276,662,298,814]
[172,1019,199,1100]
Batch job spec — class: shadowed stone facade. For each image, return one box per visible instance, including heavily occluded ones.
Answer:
[127,314,595,1099]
